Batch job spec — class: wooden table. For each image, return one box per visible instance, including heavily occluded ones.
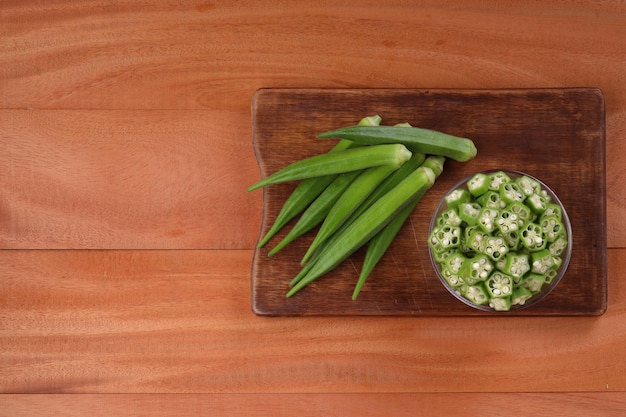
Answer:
[1,1,625,415]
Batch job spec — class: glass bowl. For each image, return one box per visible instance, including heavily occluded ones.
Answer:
[427,169,572,312]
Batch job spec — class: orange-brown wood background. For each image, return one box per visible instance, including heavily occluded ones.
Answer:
[1,1,625,415]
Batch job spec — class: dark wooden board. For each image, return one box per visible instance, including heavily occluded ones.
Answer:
[250,88,607,316]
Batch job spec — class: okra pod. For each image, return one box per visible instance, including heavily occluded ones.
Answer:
[257,115,383,247]
[247,143,412,191]
[352,156,445,299]
[256,140,356,248]
[317,125,477,162]
[300,163,400,265]
[267,170,360,256]
[286,166,437,298]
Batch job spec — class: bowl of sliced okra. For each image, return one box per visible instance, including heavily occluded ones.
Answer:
[427,170,572,312]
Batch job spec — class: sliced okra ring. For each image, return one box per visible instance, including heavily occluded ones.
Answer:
[499,181,526,205]
[503,253,531,279]
[458,202,481,226]
[484,236,509,262]
[445,188,471,208]
[520,222,547,251]
[530,249,556,275]
[467,172,490,197]
[540,215,564,242]
[464,284,490,305]
[477,207,499,233]
[515,175,542,196]
[486,271,514,298]
[461,253,494,282]
[477,191,506,210]
[487,171,512,191]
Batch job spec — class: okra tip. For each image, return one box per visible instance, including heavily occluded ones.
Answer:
[458,140,478,162]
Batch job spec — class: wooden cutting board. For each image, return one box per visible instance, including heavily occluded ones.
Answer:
[250,88,607,316]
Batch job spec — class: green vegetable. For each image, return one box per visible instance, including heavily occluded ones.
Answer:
[317,125,477,162]
[256,116,382,248]
[247,143,412,191]
[430,171,569,310]
[300,163,400,265]
[338,152,427,228]
[467,172,490,197]
[256,144,350,248]
[287,166,437,297]
[267,170,360,256]
[352,155,445,300]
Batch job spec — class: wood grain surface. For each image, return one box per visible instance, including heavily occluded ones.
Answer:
[0,110,260,249]
[250,88,606,316]
[2,0,626,415]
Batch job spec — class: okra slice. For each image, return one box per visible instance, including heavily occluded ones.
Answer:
[496,230,520,252]
[540,215,564,242]
[433,248,456,264]
[467,228,489,253]
[461,253,494,282]
[543,267,559,284]
[458,202,481,226]
[445,188,471,208]
[489,296,512,311]
[464,283,490,305]
[484,235,509,262]
[520,222,547,251]
[486,271,514,298]
[502,253,530,279]
[548,234,568,257]
[437,207,463,227]
[477,191,506,210]
[499,182,526,205]
[526,193,548,215]
[530,249,556,275]
[515,175,541,196]
[520,273,545,293]
[441,254,467,287]
[445,251,467,274]
[511,287,533,306]
[467,172,490,197]
[496,208,521,234]
[441,268,465,287]
[542,203,562,221]
[507,201,532,228]
[487,171,512,191]
[429,225,462,252]
[477,207,499,233]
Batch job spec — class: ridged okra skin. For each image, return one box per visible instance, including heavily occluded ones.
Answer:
[352,156,446,299]
[317,125,477,162]
[286,166,437,298]
[247,143,412,191]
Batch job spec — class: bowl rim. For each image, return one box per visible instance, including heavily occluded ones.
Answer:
[428,169,573,312]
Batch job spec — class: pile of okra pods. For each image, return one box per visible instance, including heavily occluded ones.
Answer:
[428,170,570,311]
[249,115,477,299]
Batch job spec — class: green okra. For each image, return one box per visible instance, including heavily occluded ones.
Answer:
[300,163,400,265]
[267,170,361,257]
[286,166,437,298]
[317,125,477,162]
[256,115,382,248]
[352,156,445,300]
[247,143,412,191]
